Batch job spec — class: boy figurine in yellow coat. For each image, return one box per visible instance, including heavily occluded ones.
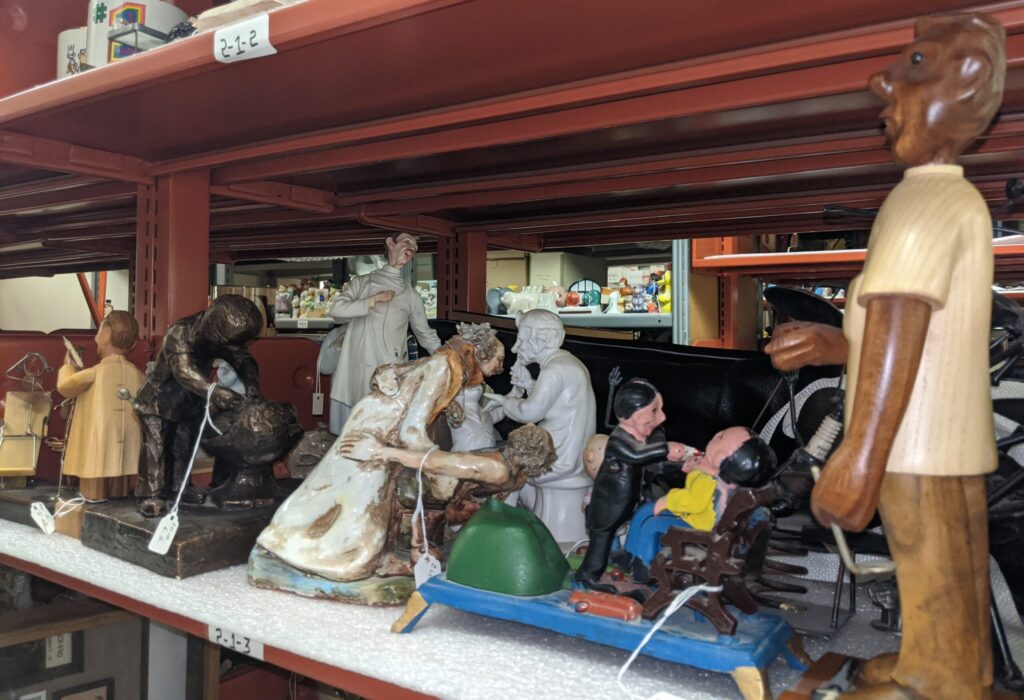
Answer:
[57,311,145,501]
[652,426,775,529]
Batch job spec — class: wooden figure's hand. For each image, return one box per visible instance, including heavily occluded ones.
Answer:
[764,322,849,371]
[811,440,883,532]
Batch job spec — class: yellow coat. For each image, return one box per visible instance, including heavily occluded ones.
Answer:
[663,470,718,531]
[57,355,144,479]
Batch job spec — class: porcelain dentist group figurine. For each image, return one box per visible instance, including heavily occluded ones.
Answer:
[486,309,596,543]
[328,232,441,433]
[765,13,1005,699]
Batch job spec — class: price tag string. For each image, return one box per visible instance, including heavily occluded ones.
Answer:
[148,384,223,554]
[616,582,723,700]
[412,445,440,587]
[170,383,223,514]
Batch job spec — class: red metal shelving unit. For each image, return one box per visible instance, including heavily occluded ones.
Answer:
[2,1,1024,693]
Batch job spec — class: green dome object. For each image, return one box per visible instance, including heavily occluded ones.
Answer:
[447,499,570,596]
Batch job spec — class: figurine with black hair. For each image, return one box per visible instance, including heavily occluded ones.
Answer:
[574,378,688,592]
[133,295,264,518]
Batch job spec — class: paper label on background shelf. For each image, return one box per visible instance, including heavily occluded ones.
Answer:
[30,502,55,535]
[214,13,276,64]
[209,625,264,660]
[45,633,72,668]
[297,318,309,329]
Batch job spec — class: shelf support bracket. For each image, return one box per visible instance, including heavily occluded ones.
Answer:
[0,131,153,185]
[210,181,336,214]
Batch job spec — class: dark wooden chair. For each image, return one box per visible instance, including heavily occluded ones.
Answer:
[641,484,779,635]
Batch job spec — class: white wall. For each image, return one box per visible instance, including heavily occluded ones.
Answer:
[105,269,131,311]
[0,270,131,332]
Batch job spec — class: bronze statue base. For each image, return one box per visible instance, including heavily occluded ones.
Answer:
[81,500,275,578]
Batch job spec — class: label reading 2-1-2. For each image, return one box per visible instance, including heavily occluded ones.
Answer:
[213,13,277,64]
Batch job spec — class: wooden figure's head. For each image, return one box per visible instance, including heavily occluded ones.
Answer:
[869,13,1005,165]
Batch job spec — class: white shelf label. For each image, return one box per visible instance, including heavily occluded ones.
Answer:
[209,624,264,660]
[297,318,309,329]
[45,633,71,668]
[214,13,276,64]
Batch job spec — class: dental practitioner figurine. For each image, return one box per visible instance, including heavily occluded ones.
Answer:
[328,233,441,433]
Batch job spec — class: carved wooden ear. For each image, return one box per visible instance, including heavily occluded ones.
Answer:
[956,51,993,102]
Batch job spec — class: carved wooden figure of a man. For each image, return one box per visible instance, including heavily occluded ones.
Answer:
[765,13,1005,699]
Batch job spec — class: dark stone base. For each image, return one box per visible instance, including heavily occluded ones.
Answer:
[81,500,276,578]
[0,483,61,528]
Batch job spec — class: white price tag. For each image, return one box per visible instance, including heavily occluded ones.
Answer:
[213,13,276,64]
[311,391,324,415]
[413,552,442,588]
[45,633,71,668]
[148,512,179,555]
[30,502,55,535]
[297,318,309,329]
[208,625,264,660]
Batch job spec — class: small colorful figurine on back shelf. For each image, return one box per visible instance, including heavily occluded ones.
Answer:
[57,311,145,501]
[657,268,672,313]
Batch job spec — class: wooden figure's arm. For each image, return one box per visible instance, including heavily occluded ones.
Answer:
[811,296,930,531]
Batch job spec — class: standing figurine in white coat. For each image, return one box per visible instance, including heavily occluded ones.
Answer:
[329,233,441,433]
[487,309,596,542]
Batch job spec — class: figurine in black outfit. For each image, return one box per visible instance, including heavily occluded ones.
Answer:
[575,379,687,591]
[133,295,263,517]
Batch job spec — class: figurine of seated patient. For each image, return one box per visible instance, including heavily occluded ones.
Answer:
[623,426,775,570]
[655,427,775,527]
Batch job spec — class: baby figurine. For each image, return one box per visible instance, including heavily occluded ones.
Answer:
[653,426,776,529]
[57,312,145,500]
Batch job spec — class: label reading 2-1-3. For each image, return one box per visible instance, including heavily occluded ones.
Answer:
[208,624,264,660]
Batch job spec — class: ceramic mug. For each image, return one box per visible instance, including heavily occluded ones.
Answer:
[86,0,187,68]
[57,27,88,79]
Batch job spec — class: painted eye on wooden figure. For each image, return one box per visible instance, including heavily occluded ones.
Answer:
[910,51,924,65]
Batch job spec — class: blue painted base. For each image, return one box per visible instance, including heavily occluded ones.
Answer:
[247,545,415,606]
[398,576,807,676]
